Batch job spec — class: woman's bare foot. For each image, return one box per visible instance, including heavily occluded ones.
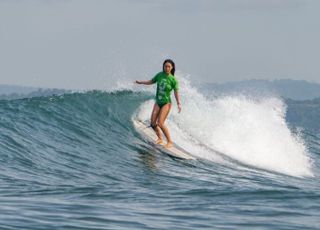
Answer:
[156,139,164,145]
[164,142,173,148]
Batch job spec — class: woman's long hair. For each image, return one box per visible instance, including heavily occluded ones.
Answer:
[162,59,175,76]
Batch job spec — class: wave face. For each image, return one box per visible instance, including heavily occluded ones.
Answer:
[0,84,319,229]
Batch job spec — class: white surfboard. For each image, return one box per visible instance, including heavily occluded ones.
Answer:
[133,119,196,160]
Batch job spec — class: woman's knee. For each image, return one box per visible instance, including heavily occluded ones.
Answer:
[158,121,165,129]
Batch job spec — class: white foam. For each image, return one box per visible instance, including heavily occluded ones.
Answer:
[135,73,314,178]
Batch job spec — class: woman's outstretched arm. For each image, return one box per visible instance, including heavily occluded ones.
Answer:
[174,90,182,113]
[135,80,154,85]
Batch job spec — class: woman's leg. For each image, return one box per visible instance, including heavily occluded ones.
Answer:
[158,103,173,148]
[150,103,163,144]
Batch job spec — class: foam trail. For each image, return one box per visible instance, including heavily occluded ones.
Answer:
[136,74,314,178]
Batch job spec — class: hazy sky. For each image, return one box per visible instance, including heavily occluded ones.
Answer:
[0,0,319,89]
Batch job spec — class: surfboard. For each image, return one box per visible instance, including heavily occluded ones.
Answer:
[133,119,196,160]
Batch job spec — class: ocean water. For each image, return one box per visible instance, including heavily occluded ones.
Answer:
[0,79,319,229]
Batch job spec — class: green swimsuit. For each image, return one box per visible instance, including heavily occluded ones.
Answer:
[151,72,179,107]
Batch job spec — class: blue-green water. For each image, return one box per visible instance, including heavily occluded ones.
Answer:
[0,90,319,229]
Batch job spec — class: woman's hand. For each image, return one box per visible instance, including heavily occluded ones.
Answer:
[174,90,181,113]
[135,80,141,84]
[177,103,182,113]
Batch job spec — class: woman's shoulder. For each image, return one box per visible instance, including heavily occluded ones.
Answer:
[169,74,178,81]
[154,72,164,78]
[152,72,163,82]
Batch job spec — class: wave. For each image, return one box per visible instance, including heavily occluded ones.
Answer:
[0,80,315,179]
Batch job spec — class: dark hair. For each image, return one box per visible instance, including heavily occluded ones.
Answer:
[163,59,175,76]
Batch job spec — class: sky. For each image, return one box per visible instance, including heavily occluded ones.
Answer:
[0,0,319,90]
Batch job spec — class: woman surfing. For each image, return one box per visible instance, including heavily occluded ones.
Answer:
[135,59,181,148]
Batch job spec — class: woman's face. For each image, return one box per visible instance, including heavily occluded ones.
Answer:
[164,62,173,74]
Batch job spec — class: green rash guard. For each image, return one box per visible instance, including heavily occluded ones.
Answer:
[151,72,179,106]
